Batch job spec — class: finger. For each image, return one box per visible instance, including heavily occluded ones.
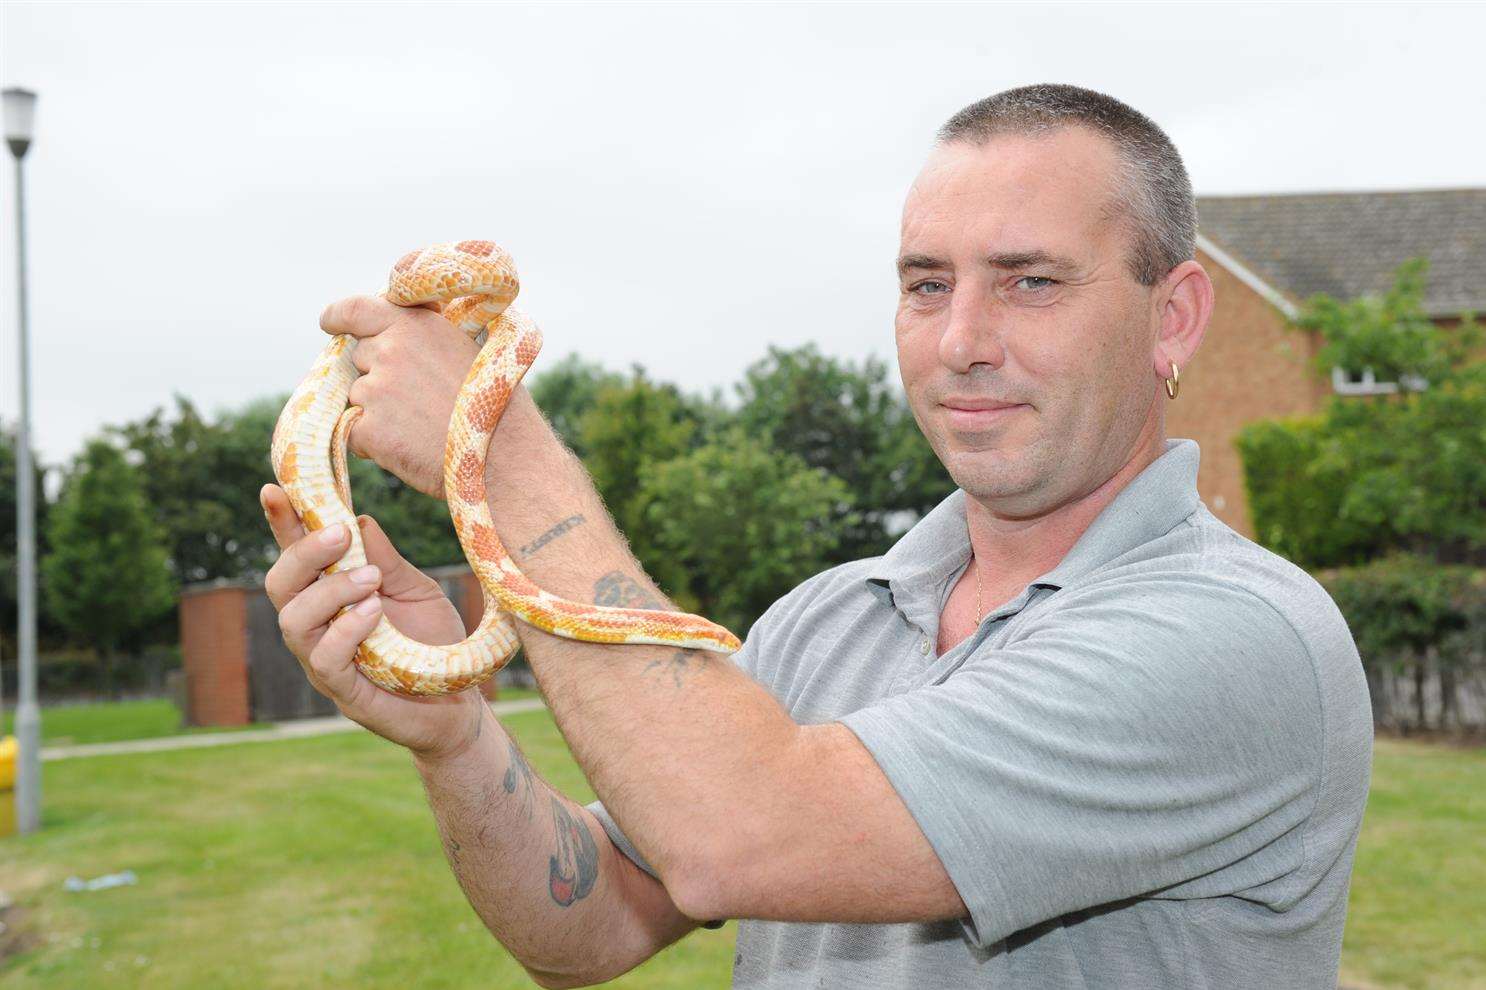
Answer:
[304,594,384,702]
[347,371,372,409]
[278,565,383,660]
[350,335,381,375]
[263,521,352,611]
[320,295,401,339]
[358,515,443,600]
[346,407,373,460]
[260,484,306,551]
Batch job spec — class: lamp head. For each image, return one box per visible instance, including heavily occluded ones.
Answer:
[4,87,38,159]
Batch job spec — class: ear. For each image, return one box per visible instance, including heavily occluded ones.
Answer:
[1150,259,1213,381]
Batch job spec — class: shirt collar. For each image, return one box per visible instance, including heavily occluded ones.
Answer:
[867,438,1203,600]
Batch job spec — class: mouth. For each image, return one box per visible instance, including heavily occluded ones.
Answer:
[938,398,1028,430]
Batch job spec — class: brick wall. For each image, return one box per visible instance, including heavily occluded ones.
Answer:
[179,583,252,727]
[1167,249,1330,538]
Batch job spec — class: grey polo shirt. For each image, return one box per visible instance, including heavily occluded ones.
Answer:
[588,438,1373,989]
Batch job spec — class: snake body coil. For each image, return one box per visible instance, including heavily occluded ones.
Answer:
[271,241,741,696]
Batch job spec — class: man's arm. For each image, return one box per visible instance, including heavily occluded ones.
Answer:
[258,485,706,988]
[411,704,706,988]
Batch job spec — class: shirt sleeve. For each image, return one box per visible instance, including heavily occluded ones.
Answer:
[583,802,725,930]
[837,576,1324,948]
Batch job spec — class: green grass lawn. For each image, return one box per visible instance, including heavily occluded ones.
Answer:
[0,706,732,988]
[1340,738,1486,990]
[1,706,1481,989]
[1,689,541,748]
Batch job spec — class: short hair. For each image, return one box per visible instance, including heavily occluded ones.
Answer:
[937,83,1196,287]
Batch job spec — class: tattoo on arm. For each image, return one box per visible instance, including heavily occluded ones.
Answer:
[594,570,669,610]
[643,648,711,688]
[547,798,599,907]
[501,737,537,823]
[518,514,586,558]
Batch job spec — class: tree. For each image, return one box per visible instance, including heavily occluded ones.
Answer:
[110,394,281,585]
[528,353,625,459]
[735,344,954,563]
[42,438,174,696]
[640,430,852,633]
[576,368,714,590]
[1238,258,1485,568]
[112,394,470,585]
[1,421,57,657]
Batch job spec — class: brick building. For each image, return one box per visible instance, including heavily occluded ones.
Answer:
[1172,188,1486,538]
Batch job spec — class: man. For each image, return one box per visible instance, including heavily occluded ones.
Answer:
[262,84,1372,988]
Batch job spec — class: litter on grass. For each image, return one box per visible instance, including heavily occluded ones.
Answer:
[63,870,137,892]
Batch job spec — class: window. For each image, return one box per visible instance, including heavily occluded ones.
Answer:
[1331,366,1428,396]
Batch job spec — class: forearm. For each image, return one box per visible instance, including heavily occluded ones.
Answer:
[480,388,800,905]
[412,703,695,987]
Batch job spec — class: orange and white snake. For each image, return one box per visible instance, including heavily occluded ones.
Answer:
[271,241,741,696]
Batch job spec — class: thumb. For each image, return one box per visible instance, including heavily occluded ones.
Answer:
[308,595,384,702]
[357,515,440,599]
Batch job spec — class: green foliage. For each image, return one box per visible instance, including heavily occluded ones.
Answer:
[109,394,467,584]
[735,344,954,562]
[1241,258,1486,568]
[1295,257,1469,388]
[0,419,57,654]
[109,394,281,585]
[1321,555,1475,673]
[576,368,709,588]
[344,459,464,569]
[41,439,175,670]
[1236,416,1379,568]
[1318,555,1483,731]
[528,353,625,458]
[640,429,852,632]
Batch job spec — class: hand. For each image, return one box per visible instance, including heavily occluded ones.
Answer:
[260,483,486,761]
[321,295,480,498]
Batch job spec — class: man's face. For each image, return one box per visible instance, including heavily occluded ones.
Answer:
[896,127,1162,517]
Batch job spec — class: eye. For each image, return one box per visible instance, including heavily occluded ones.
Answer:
[909,280,950,295]
[1016,276,1057,291]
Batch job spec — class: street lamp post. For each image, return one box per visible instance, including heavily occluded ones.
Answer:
[4,86,41,834]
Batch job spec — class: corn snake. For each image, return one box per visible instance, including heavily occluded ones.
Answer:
[270,241,741,696]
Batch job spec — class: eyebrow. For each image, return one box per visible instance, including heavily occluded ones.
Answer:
[896,250,1082,278]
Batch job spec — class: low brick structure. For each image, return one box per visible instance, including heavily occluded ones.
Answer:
[179,565,497,727]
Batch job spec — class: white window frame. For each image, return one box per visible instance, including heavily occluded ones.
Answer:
[1331,366,1428,395]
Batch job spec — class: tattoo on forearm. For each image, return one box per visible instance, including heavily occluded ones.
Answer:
[594,570,668,610]
[548,798,599,907]
[643,648,710,688]
[519,514,586,558]
[501,737,537,823]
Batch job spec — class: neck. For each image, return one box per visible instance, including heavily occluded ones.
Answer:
[965,423,1166,592]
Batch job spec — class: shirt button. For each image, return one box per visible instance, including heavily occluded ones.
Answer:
[920,639,931,655]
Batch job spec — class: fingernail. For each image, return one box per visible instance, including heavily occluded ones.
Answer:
[320,524,347,545]
[348,564,380,585]
[354,594,382,615]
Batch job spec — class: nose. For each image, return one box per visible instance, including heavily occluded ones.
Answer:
[937,280,1006,374]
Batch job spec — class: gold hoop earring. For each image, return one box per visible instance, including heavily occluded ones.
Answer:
[1164,361,1180,400]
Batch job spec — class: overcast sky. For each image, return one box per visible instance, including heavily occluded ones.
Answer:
[1,2,1482,471]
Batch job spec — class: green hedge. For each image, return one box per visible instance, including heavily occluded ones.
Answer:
[1235,416,1382,570]
[1318,555,1485,732]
